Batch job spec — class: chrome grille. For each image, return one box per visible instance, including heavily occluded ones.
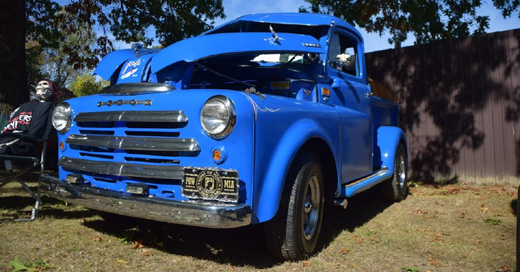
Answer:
[59,157,184,180]
[66,134,199,152]
[60,110,197,180]
[74,110,188,123]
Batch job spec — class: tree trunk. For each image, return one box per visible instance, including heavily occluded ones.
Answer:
[0,1,28,114]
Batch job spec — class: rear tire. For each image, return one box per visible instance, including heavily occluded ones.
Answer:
[265,152,324,260]
[381,144,408,202]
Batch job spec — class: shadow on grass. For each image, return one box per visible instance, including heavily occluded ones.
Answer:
[79,188,395,268]
[318,189,394,251]
[0,193,98,221]
[1,177,395,268]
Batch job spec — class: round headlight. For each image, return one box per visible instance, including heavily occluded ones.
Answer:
[52,102,72,134]
[200,95,236,139]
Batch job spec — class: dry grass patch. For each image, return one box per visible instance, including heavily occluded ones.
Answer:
[0,172,517,271]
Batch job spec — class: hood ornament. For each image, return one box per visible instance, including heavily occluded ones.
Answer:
[132,43,144,57]
[265,25,284,45]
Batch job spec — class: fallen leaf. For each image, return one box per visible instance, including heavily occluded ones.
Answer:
[428,256,441,266]
[415,209,428,215]
[92,236,102,242]
[459,213,465,219]
[341,248,350,254]
[131,241,145,249]
[22,223,29,230]
[353,235,363,243]
[302,260,311,267]
[141,250,153,257]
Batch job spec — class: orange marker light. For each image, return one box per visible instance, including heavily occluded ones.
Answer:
[321,87,330,96]
[212,149,222,161]
[59,141,65,150]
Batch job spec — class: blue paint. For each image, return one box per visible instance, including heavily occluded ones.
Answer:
[53,12,408,227]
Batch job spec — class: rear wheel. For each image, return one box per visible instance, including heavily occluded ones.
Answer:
[265,152,324,260]
[381,144,408,202]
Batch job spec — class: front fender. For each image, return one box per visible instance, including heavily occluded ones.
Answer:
[253,118,337,223]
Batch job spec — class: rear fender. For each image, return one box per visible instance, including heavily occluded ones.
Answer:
[375,126,408,173]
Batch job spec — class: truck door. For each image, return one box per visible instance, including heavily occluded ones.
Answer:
[327,30,373,183]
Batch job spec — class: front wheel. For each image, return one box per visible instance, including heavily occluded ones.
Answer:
[265,152,324,260]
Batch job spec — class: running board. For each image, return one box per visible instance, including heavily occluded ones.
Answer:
[340,169,392,198]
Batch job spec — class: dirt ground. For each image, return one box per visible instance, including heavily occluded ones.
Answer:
[0,172,517,272]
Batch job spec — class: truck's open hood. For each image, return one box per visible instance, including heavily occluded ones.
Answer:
[95,32,325,82]
[151,32,325,74]
[94,49,136,81]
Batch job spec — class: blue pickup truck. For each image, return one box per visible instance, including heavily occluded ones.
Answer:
[44,13,408,260]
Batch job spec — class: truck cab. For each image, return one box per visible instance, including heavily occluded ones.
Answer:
[44,13,409,260]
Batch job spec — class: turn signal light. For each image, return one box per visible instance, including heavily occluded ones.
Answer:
[212,149,222,161]
[211,146,226,164]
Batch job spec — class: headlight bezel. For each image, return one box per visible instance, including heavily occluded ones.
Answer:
[200,95,236,139]
[52,102,72,134]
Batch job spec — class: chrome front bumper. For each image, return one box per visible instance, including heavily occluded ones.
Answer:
[40,175,251,229]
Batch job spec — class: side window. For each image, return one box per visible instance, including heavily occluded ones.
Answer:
[328,32,359,77]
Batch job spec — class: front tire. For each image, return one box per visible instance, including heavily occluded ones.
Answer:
[265,152,324,260]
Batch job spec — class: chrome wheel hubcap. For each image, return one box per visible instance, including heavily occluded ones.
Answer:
[303,175,320,240]
[398,154,407,194]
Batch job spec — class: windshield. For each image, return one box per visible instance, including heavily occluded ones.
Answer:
[184,52,321,98]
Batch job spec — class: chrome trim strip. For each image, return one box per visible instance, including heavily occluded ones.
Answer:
[41,174,251,228]
[59,157,183,180]
[74,110,188,123]
[66,134,200,152]
[99,83,174,95]
[97,99,152,107]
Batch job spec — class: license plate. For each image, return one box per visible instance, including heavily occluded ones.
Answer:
[182,167,239,203]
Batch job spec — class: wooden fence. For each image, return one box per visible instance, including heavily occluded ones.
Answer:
[366,29,520,184]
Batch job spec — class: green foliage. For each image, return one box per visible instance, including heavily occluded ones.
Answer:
[25,0,61,49]
[69,73,109,97]
[41,7,101,89]
[401,267,420,272]
[25,0,61,88]
[66,0,226,47]
[23,0,226,90]
[484,218,502,225]
[24,2,106,90]
[8,257,49,272]
[304,0,519,47]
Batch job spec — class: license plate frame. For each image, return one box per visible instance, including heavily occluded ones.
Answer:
[182,167,239,203]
